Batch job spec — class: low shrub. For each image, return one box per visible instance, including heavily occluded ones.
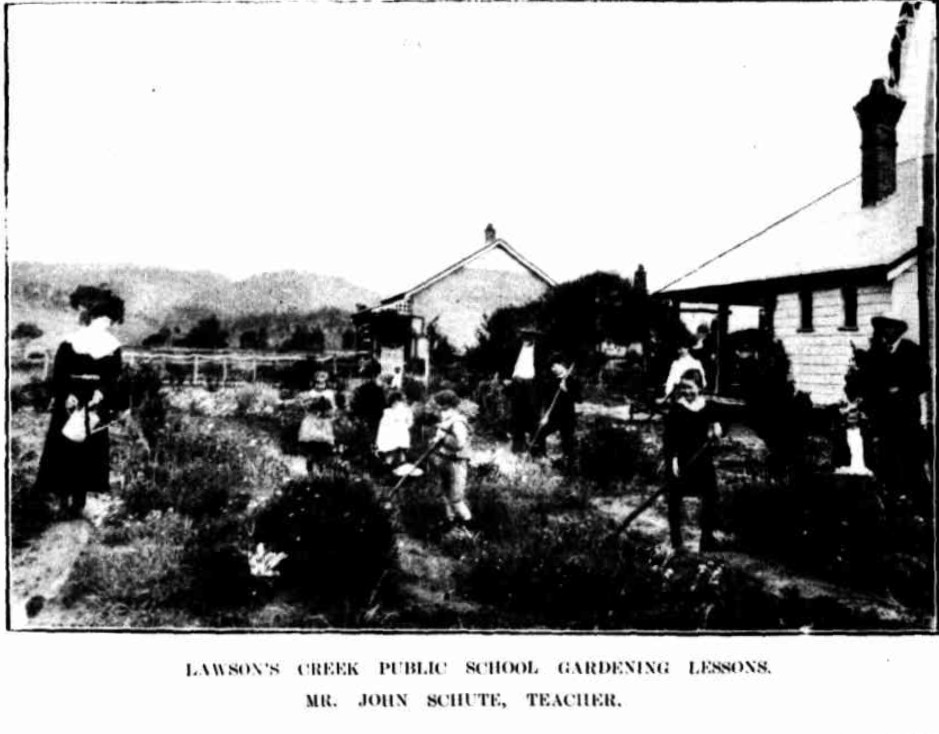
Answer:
[460,516,785,630]
[721,473,933,610]
[63,511,194,610]
[65,509,256,616]
[736,337,815,479]
[394,472,451,541]
[234,384,281,417]
[10,467,55,548]
[120,363,167,447]
[575,417,659,488]
[473,378,512,439]
[253,467,398,615]
[8,431,54,547]
[117,421,252,521]
[9,379,53,413]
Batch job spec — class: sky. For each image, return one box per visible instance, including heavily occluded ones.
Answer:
[4,1,906,297]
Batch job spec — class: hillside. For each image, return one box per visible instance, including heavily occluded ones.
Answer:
[7,262,378,350]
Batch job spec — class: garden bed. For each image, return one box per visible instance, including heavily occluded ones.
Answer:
[8,383,934,630]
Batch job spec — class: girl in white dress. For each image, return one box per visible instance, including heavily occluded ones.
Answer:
[375,391,413,468]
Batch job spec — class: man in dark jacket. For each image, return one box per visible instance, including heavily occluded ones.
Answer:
[862,312,930,512]
[351,358,386,443]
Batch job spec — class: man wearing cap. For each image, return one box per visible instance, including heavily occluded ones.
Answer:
[862,312,930,510]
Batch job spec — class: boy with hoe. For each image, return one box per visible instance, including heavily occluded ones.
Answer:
[432,389,474,534]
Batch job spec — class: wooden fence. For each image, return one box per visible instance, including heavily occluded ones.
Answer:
[11,348,372,387]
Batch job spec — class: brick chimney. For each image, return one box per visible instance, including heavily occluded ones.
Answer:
[484,223,496,243]
[854,78,906,207]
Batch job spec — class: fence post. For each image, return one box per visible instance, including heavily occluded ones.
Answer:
[42,351,51,380]
[192,354,199,385]
[222,356,229,385]
[252,359,258,382]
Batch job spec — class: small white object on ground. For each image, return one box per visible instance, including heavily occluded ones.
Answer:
[393,463,424,477]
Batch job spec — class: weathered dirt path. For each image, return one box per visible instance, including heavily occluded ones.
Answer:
[9,495,112,628]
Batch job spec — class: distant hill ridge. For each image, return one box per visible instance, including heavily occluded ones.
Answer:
[8,261,378,349]
[10,262,378,315]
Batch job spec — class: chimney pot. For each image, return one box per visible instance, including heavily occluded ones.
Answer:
[485,223,496,243]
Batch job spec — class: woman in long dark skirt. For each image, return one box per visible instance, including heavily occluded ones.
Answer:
[35,287,125,518]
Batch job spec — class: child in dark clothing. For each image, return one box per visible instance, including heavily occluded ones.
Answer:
[531,355,578,469]
[663,371,722,553]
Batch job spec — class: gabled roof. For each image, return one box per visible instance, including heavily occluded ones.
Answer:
[657,157,924,300]
[371,238,556,309]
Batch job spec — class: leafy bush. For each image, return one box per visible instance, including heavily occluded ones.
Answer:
[735,336,814,478]
[253,467,398,612]
[119,363,167,447]
[118,421,251,521]
[8,378,53,413]
[466,271,688,387]
[179,314,228,349]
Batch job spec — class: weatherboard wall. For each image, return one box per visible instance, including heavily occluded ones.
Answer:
[773,274,920,405]
[410,263,549,352]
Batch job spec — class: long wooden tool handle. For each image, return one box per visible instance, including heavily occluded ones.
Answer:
[607,438,715,541]
[527,364,575,451]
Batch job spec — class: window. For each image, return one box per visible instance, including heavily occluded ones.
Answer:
[799,290,814,332]
[841,285,858,330]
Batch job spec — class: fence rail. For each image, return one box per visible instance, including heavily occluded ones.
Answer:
[11,348,371,387]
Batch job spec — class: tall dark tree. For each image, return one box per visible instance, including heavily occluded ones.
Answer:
[466,270,688,389]
[281,324,326,353]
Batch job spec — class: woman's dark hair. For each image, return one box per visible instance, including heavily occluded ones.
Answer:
[360,357,381,379]
[387,390,404,405]
[70,285,125,325]
[680,368,704,388]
